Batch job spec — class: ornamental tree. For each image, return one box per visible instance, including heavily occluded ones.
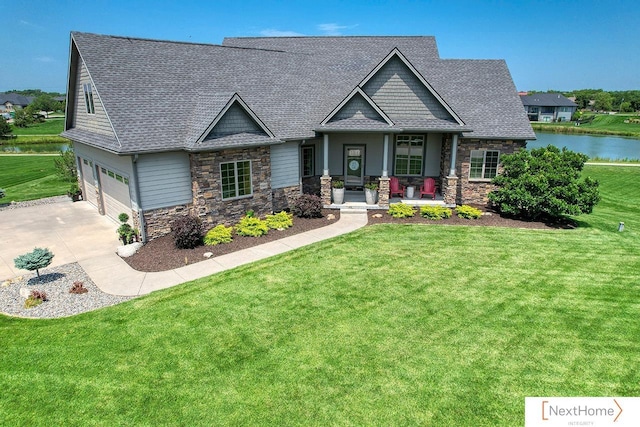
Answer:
[14,247,55,280]
[488,145,600,221]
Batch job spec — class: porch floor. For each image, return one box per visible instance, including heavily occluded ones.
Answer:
[326,190,449,210]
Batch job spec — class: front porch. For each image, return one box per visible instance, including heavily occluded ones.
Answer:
[326,189,449,210]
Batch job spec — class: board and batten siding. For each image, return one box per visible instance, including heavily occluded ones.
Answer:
[136,152,192,210]
[72,61,116,137]
[363,56,451,121]
[270,142,299,189]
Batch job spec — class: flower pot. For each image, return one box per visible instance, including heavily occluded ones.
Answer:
[365,188,377,205]
[332,188,345,204]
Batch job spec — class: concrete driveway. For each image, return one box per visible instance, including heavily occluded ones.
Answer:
[0,200,120,280]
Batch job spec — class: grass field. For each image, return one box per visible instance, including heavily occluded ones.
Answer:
[9,118,65,135]
[0,166,638,425]
[532,113,640,137]
[0,155,71,202]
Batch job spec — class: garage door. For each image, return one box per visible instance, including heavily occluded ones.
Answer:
[98,166,132,221]
[80,158,97,208]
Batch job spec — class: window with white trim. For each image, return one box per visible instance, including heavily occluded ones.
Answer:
[83,83,95,114]
[301,146,314,177]
[395,135,424,175]
[469,150,499,180]
[220,160,252,200]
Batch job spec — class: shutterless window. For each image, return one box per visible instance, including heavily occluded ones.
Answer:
[395,135,424,175]
[220,160,252,200]
[301,146,314,177]
[83,83,95,114]
[469,150,499,180]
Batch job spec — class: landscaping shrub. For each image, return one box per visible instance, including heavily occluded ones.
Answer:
[420,205,452,220]
[387,203,416,218]
[488,145,600,220]
[265,211,293,230]
[204,225,234,246]
[171,215,204,249]
[25,290,47,308]
[236,217,269,237]
[456,205,482,219]
[14,247,54,280]
[69,281,89,294]
[291,194,323,218]
[116,213,138,245]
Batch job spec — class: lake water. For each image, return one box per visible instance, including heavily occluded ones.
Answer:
[528,133,640,160]
[0,142,70,153]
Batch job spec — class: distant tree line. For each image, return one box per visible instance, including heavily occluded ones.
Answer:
[529,89,640,112]
[4,89,66,127]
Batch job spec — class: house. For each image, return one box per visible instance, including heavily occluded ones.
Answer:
[520,93,577,122]
[0,93,33,113]
[62,32,535,241]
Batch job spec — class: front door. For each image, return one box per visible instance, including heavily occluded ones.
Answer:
[344,145,364,187]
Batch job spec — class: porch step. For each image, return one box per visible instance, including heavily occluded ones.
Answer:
[339,206,369,214]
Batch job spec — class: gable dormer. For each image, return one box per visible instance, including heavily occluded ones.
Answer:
[321,87,393,128]
[200,94,273,142]
[360,49,463,125]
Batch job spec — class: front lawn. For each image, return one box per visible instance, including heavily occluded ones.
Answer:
[0,155,71,202]
[9,118,65,135]
[0,166,638,425]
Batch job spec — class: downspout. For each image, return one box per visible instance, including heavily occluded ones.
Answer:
[131,154,147,242]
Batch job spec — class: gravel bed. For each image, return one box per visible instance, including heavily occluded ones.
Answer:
[0,195,69,211]
[0,263,134,319]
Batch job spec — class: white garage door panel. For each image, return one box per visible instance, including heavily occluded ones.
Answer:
[80,158,97,208]
[99,167,131,221]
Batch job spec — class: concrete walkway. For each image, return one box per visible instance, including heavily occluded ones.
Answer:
[1,201,368,296]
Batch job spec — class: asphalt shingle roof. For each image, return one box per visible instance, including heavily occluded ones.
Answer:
[64,32,535,154]
[520,93,578,107]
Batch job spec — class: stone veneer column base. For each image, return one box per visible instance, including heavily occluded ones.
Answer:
[378,176,390,207]
[442,176,459,205]
[320,175,332,206]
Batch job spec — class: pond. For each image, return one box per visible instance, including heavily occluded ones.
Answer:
[0,142,70,153]
[528,132,640,161]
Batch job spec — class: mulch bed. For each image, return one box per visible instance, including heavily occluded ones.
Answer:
[125,206,573,272]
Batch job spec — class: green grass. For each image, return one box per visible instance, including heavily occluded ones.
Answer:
[9,118,65,135]
[0,155,71,202]
[532,113,640,137]
[0,166,638,425]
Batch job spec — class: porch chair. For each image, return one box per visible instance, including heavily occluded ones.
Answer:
[389,176,406,198]
[419,178,437,199]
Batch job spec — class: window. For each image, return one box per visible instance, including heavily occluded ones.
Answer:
[395,135,424,175]
[301,146,314,177]
[469,150,499,180]
[83,83,95,114]
[221,160,252,200]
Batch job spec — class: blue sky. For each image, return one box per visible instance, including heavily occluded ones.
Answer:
[2,0,639,93]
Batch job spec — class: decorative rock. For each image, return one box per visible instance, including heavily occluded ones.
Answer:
[19,288,31,299]
[481,212,492,216]
[1,280,10,287]
[203,252,213,259]
[372,213,383,218]
[327,214,336,220]
[117,242,143,258]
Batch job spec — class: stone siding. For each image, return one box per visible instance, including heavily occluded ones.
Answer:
[190,147,272,228]
[272,185,301,212]
[143,204,193,240]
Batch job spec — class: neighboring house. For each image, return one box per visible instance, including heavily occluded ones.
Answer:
[62,32,534,241]
[0,93,33,112]
[520,93,578,122]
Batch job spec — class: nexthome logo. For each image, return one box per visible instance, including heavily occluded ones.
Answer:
[525,397,639,426]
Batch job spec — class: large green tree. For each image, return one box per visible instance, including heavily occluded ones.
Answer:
[0,116,12,138]
[488,146,600,221]
[593,92,614,112]
[30,94,58,117]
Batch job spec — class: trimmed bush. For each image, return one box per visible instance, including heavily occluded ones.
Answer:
[14,247,54,280]
[456,205,482,219]
[291,194,323,218]
[265,211,293,230]
[171,216,204,249]
[69,281,89,294]
[204,225,234,246]
[236,217,269,237]
[387,203,416,218]
[420,205,452,220]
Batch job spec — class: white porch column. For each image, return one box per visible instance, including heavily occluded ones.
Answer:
[449,134,459,177]
[382,134,389,177]
[323,133,329,176]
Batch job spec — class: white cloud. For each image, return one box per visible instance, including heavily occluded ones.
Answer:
[19,20,44,30]
[259,29,305,37]
[317,23,357,36]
